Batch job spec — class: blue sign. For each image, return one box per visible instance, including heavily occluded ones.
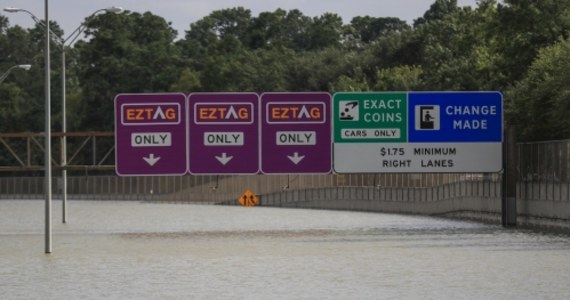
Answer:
[408,92,503,142]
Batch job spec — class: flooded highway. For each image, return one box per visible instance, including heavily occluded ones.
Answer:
[1,200,570,299]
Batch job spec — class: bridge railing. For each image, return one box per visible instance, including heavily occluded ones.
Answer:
[0,172,502,203]
[1,139,569,206]
[518,140,570,202]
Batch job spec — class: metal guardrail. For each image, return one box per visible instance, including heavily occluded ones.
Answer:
[518,140,570,202]
[1,138,568,204]
[0,173,502,203]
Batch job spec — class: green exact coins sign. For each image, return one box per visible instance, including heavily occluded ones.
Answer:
[334,92,407,143]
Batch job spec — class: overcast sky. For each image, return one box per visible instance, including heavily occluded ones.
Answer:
[3,0,479,40]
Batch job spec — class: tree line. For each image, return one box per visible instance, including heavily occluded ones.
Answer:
[1,0,570,142]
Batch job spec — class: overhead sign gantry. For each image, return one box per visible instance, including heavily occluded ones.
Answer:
[114,91,503,176]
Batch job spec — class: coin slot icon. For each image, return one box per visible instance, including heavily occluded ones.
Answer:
[339,101,359,121]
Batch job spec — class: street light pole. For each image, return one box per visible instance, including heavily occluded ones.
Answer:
[59,6,124,224]
[44,0,52,254]
[4,5,124,225]
[3,6,59,37]
[0,64,31,84]
[61,48,67,223]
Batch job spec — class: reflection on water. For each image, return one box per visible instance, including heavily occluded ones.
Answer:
[1,200,570,299]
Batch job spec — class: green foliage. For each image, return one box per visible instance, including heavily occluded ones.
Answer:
[285,48,369,92]
[374,66,423,91]
[494,0,570,83]
[170,68,202,93]
[3,0,570,141]
[414,0,460,26]
[329,75,369,92]
[0,25,46,133]
[350,16,410,43]
[307,13,344,50]
[507,37,570,141]
[183,7,252,56]
[200,47,296,92]
[74,11,181,130]
[246,9,312,50]
[412,1,504,90]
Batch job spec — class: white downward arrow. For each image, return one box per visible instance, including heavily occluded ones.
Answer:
[287,152,305,165]
[215,152,233,165]
[143,153,161,166]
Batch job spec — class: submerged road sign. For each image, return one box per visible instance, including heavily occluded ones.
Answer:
[188,93,259,174]
[238,189,258,207]
[261,92,332,174]
[333,92,503,173]
[115,93,187,176]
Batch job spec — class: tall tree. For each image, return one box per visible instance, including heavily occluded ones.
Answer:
[410,0,502,90]
[414,0,460,26]
[181,7,252,56]
[494,0,570,83]
[245,9,312,50]
[507,37,570,141]
[0,24,46,133]
[350,16,410,43]
[74,11,181,131]
[307,13,343,50]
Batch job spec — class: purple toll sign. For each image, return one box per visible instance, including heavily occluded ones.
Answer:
[115,93,188,176]
[188,93,260,174]
[261,92,332,174]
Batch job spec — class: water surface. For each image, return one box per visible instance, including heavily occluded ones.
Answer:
[1,200,569,299]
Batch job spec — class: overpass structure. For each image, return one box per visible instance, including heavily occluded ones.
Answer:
[0,131,114,172]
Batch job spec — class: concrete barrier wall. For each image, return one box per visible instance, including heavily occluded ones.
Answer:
[256,181,503,223]
[516,181,570,228]
[1,173,569,227]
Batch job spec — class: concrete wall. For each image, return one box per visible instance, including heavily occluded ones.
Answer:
[2,174,570,229]
[253,183,570,229]
[255,181,503,223]
[516,182,570,229]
